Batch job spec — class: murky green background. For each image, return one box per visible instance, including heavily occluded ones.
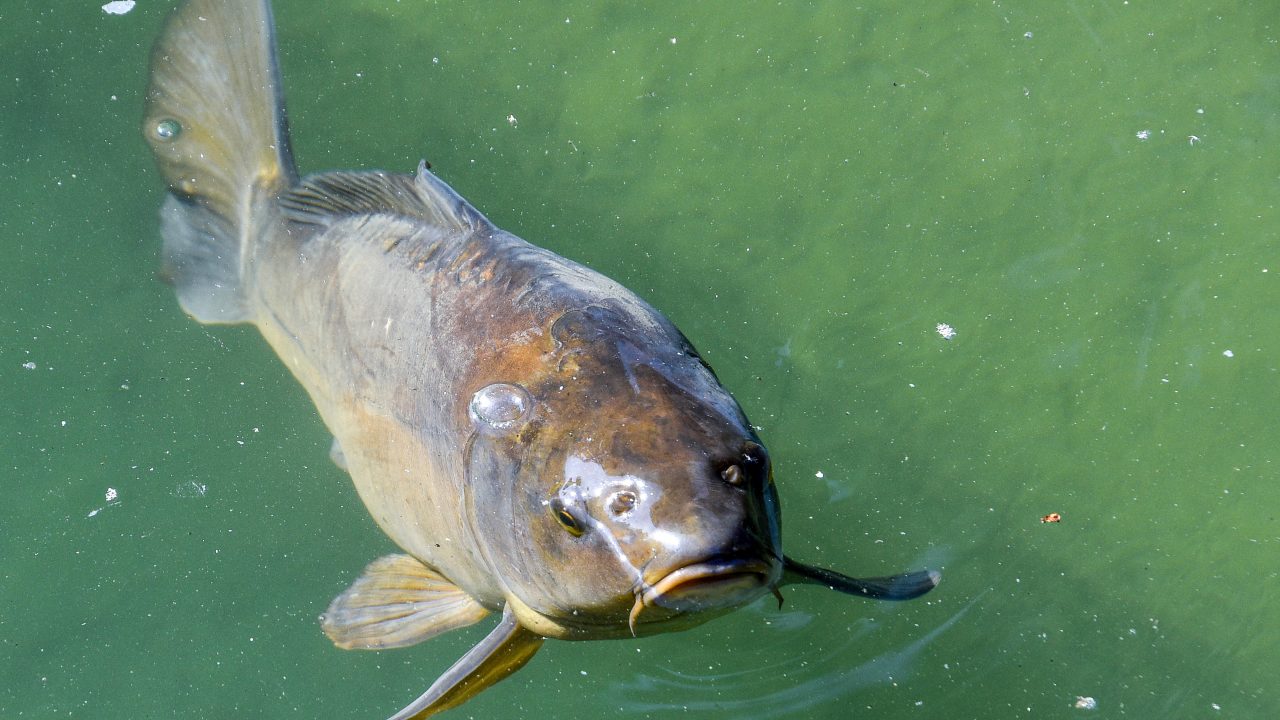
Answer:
[4,1,1278,718]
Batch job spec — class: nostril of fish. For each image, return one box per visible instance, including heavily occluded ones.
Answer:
[608,490,638,515]
[720,464,744,486]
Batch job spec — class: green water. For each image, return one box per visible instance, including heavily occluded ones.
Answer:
[4,1,1278,718]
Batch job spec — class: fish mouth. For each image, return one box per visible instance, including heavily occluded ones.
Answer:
[629,559,773,634]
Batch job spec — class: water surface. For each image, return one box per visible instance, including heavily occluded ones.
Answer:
[4,1,1277,718]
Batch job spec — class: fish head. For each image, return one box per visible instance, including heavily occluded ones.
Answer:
[462,305,784,639]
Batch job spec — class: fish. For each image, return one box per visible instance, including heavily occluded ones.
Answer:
[141,1,941,717]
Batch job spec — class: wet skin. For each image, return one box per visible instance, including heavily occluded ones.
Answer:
[142,1,940,717]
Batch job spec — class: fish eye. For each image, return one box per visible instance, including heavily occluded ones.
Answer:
[549,498,585,537]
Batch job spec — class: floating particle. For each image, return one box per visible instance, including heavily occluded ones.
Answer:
[936,323,956,340]
[1073,696,1097,710]
[1041,512,1061,523]
[1136,129,1151,140]
[102,0,136,14]
[22,362,36,370]
[174,480,208,498]
[1222,349,1234,358]
[815,470,824,478]
[506,114,518,127]
[105,487,119,503]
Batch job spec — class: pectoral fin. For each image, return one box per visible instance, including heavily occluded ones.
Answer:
[782,556,940,601]
[388,603,544,720]
[321,554,489,650]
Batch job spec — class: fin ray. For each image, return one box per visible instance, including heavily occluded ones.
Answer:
[280,162,487,234]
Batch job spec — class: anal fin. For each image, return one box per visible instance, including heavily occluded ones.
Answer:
[321,554,489,650]
[388,603,544,720]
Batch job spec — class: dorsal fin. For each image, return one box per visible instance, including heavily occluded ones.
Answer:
[281,161,487,234]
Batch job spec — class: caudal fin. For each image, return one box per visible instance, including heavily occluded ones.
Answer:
[143,0,297,323]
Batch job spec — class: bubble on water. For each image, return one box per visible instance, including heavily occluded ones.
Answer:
[469,383,532,432]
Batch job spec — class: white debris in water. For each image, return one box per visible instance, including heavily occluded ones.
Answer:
[506,114,518,127]
[102,0,136,14]
[88,487,123,518]
[22,362,36,370]
[1073,696,1097,710]
[1136,129,1151,140]
[936,322,956,340]
[815,470,824,478]
[1222,349,1234,358]
[174,480,208,498]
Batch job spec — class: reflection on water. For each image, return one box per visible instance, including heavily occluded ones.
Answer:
[614,593,981,717]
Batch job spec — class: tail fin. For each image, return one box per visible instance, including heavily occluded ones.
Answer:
[143,0,297,323]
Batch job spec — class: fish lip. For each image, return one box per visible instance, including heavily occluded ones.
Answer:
[627,559,778,636]
[640,559,773,608]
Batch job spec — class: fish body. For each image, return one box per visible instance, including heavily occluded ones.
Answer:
[143,1,938,717]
